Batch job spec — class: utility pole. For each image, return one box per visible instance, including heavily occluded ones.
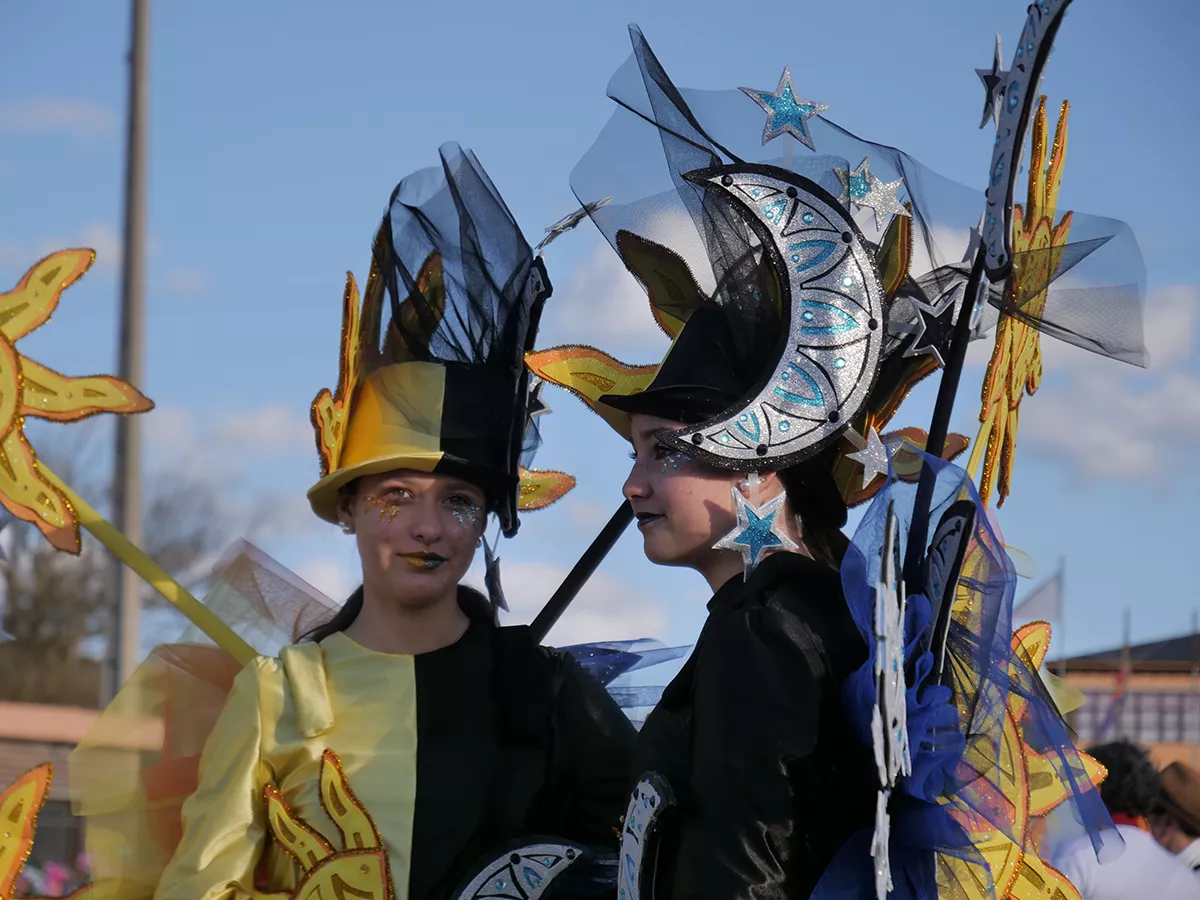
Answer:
[107,0,150,702]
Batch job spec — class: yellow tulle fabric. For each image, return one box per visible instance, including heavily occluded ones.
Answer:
[67,542,400,900]
[155,633,418,899]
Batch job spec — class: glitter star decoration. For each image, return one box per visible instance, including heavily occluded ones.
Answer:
[527,379,551,424]
[903,290,959,367]
[975,33,1009,130]
[535,197,613,252]
[713,488,798,575]
[833,157,912,230]
[740,67,828,150]
[847,428,892,489]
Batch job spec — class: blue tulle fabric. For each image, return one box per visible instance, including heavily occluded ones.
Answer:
[812,449,1117,899]
[564,639,690,727]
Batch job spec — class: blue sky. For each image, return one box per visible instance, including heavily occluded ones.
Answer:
[1,0,1197,659]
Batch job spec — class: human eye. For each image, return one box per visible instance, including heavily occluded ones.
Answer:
[652,444,672,460]
[365,486,412,522]
[444,493,483,527]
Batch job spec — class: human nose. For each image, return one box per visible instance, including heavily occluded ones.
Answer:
[622,459,651,502]
[406,496,445,544]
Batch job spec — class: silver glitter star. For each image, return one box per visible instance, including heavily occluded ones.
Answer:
[535,197,612,252]
[740,67,829,151]
[713,488,797,576]
[975,33,1009,130]
[903,291,958,367]
[847,428,891,489]
[833,157,912,230]
[527,380,552,422]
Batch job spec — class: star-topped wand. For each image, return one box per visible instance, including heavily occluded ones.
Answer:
[0,250,254,664]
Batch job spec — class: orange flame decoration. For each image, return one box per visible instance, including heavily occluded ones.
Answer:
[310,271,363,479]
[517,467,576,511]
[0,250,153,552]
[260,750,393,900]
[0,763,93,899]
[969,98,1072,507]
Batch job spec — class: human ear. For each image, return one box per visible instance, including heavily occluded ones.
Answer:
[336,487,357,535]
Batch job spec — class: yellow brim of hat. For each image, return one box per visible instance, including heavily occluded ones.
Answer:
[308,362,446,522]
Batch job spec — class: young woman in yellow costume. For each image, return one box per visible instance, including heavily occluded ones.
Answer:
[105,143,634,900]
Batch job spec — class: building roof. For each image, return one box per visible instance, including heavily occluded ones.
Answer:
[1058,633,1200,673]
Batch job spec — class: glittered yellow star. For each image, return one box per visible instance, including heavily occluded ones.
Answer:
[0,249,152,552]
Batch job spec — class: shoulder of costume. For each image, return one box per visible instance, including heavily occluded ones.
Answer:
[277,641,335,738]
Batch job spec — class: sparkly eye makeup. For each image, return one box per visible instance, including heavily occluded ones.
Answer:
[629,444,694,473]
[364,489,409,523]
[364,486,483,530]
[655,445,693,473]
[444,494,483,529]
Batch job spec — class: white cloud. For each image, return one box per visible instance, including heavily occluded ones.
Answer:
[908,222,973,281]
[0,98,113,138]
[142,406,196,456]
[159,268,209,296]
[563,495,618,533]
[545,243,669,352]
[0,223,123,276]
[74,222,122,270]
[144,405,315,488]
[294,555,359,602]
[217,405,313,457]
[467,558,668,646]
[1012,283,1200,480]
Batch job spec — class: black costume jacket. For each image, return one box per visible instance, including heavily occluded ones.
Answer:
[634,553,875,899]
[411,590,636,897]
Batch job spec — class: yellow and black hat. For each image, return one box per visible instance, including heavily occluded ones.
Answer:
[308,144,573,536]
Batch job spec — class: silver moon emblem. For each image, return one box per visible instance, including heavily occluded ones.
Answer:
[666,164,885,469]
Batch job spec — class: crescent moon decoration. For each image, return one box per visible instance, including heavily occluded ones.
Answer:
[982,0,1073,279]
[659,164,885,470]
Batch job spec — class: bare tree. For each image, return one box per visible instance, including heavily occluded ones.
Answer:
[0,427,236,707]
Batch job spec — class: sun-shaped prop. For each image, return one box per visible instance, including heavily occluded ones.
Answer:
[0,250,152,551]
[944,618,1104,900]
[0,250,255,664]
[969,98,1072,508]
[0,763,93,899]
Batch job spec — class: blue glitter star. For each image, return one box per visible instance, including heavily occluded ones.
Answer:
[713,489,798,575]
[740,67,829,151]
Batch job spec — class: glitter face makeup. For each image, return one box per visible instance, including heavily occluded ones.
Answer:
[628,444,696,475]
[659,448,694,475]
[362,488,482,531]
[342,470,488,611]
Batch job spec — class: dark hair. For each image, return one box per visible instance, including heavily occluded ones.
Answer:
[1087,740,1161,816]
[776,449,850,571]
[303,583,496,643]
[1151,808,1200,839]
[304,586,364,643]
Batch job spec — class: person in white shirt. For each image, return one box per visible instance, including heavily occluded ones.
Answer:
[1051,741,1200,900]
[1151,762,1200,876]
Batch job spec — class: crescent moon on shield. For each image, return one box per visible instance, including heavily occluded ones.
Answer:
[659,163,886,470]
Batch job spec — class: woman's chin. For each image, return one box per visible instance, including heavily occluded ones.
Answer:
[378,567,459,607]
[640,531,686,567]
